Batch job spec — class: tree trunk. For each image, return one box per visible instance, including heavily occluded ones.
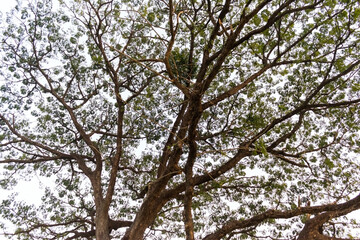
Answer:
[122,182,170,240]
[122,198,166,239]
[96,207,110,240]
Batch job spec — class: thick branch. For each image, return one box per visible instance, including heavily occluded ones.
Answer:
[203,193,360,240]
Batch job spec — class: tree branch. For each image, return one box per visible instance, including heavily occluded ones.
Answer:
[203,193,360,240]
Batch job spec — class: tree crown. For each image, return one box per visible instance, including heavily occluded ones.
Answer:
[1,0,360,239]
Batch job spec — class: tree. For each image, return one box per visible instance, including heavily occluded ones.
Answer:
[0,0,360,239]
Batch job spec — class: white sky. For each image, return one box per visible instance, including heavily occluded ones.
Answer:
[1,0,16,16]
[0,2,34,240]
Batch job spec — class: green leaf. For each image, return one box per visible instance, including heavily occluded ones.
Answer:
[324,158,335,169]
[253,15,261,26]
[147,12,155,22]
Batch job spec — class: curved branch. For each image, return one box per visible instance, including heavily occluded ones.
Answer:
[202,193,360,240]
[298,202,360,240]
[0,114,72,159]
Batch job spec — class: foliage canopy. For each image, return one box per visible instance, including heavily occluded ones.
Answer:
[1,0,360,239]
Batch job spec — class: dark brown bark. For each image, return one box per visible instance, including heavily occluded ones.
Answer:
[121,184,169,240]
[298,201,360,240]
[95,209,110,240]
[184,99,202,240]
[157,100,188,178]
[202,193,360,240]
[92,180,110,240]
[122,100,200,239]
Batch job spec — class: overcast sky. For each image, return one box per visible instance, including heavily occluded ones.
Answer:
[1,0,16,15]
[1,0,16,26]
[0,2,41,240]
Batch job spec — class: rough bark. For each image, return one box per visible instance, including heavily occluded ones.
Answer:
[95,208,110,240]
[298,198,360,240]
[203,194,360,240]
